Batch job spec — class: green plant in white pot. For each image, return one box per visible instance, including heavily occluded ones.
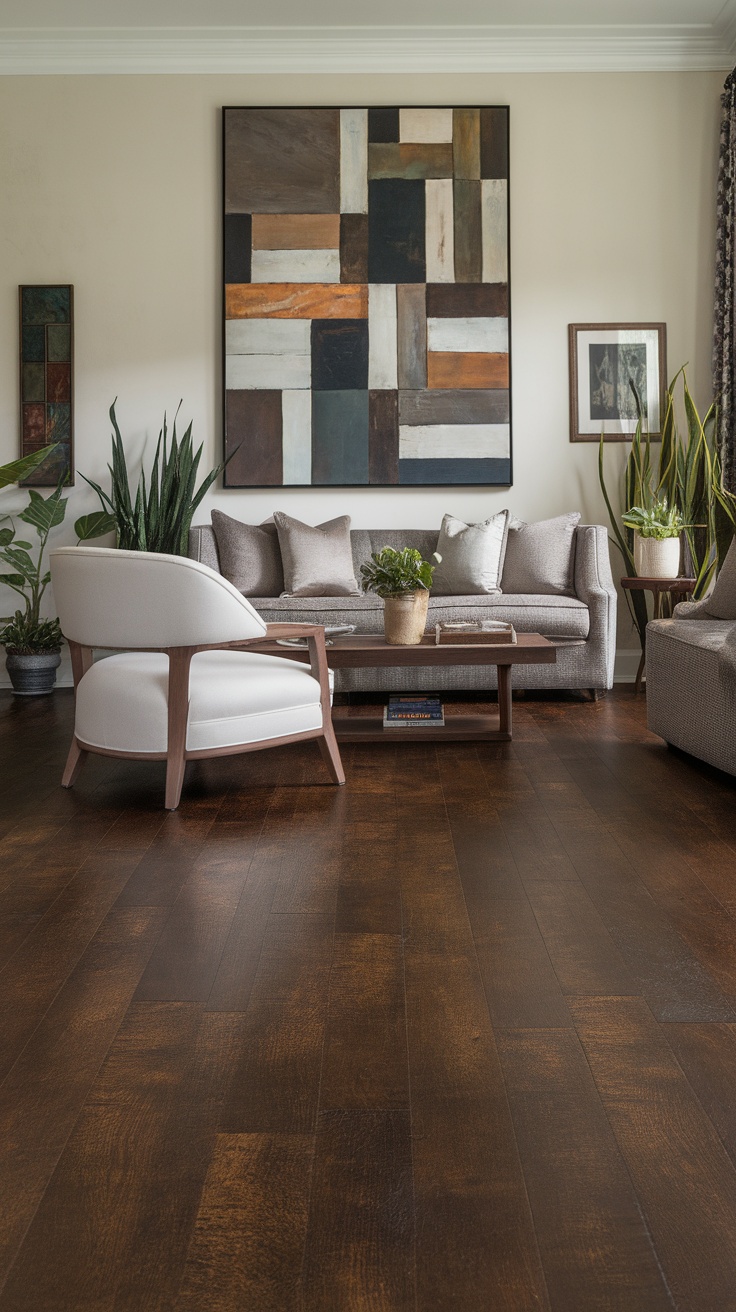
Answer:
[360,546,438,645]
[621,500,685,579]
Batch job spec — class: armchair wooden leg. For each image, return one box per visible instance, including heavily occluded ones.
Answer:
[165,755,187,811]
[318,723,346,785]
[61,738,88,789]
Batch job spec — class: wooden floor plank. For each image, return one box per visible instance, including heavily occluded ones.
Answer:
[176,1133,314,1312]
[301,1110,415,1312]
[498,1027,674,1311]
[573,996,736,1312]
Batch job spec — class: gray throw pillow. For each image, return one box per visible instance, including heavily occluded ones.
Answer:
[211,510,284,597]
[706,537,736,618]
[501,512,581,595]
[432,511,509,595]
[273,511,360,597]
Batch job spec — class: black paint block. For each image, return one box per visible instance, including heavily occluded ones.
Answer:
[224,214,252,283]
[311,319,369,391]
[368,179,426,285]
[368,108,400,142]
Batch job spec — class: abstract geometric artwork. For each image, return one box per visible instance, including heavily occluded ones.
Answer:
[19,285,74,485]
[223,107,511,487]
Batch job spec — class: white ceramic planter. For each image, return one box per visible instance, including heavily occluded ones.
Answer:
[383,591,430,645]
[633,534,681,580]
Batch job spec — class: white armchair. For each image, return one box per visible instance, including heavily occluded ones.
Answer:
[50,547,345,809]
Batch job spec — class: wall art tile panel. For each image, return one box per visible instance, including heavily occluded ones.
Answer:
[223,106,511,487]
[19,285,74,485]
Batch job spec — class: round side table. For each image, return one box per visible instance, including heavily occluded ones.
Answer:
[620,576,697,693]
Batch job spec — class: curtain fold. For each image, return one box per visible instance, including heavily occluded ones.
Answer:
[715,70,736,491]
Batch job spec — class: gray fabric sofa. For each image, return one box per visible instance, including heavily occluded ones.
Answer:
[188,523,617,693]
[647,601,736,776]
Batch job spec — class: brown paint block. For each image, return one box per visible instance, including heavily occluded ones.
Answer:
[369,390,399,484]
[224,108,340,214]
[46,363,71,403]
[226,283,368,320]
[396,284,427,390]
[454,179,482,284]
[22,403,45,443]
[427,283,508,318]
[368,143,454,180]
[225,390,282,486]
[453,109,481,180]
[399,388,509,425]
[481,108,509,180]
[427,352,509,389]
[251,213,341,250]
[340,214,369,283]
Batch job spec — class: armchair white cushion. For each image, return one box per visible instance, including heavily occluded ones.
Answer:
[50,547,344,808]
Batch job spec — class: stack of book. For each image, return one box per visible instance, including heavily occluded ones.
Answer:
[383,695,445,729]
[434,620,516,645]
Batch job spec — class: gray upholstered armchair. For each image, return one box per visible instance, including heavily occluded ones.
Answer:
[646,541,736,776]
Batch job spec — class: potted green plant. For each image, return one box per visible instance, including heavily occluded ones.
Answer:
[360,546,438,645]
[0,480,68,695]
[75,400,227,554]
[621,500,685,578]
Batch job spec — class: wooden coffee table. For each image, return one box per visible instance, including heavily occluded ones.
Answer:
[254,632,556,742]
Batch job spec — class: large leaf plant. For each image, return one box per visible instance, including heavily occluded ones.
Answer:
[0,478,68,653]
[76,401,226,555]
[600,367,736,651]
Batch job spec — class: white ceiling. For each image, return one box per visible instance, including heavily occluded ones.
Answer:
[1,0,734,73]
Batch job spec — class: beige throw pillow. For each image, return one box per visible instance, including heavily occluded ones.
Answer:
[706,537,736,618]
[432,511,509,595]
[273,512,361,597]
[211,510,284,597]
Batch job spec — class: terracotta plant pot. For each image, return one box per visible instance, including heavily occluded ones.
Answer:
[633,535,681,579]
[383,591,430,645]
[5,650,61,696]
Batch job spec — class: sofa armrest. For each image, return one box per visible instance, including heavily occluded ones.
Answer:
[188,524,220,573]
[573,524,617,687]
[672,598,713,620]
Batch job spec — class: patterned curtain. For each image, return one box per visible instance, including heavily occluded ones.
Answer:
[715,70,736,491]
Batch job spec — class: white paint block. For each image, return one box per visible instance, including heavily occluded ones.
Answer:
[226,319,311,355]
[340,108,368,214]
[481,179,508,283]
[282,390,312,485]
[425,178,454,284]
[226,353,311,390]
[368,284,398,390]
[399,424,510,460]
[400,108,453,143]
[250,248,340,283]
[427,317,509,353]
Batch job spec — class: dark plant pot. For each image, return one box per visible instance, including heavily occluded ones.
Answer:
[5,650,61,696]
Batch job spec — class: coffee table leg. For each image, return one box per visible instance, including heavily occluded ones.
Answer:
[498,664,512,740]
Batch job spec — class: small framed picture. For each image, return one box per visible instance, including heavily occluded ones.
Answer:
[568,322,667,442]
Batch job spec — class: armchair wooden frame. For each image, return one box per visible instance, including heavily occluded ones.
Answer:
[62,623,345,810]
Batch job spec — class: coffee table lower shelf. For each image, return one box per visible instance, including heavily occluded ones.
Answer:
[331,710,509,742]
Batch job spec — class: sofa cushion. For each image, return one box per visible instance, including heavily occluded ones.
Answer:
[253,591,590,640]
[501,512,580,595]
[211,511,284,598]
[432,512,508,595]
[273,512,360,597]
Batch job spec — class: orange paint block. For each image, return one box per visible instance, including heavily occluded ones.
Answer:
[251,214,341,250]
[427,352,509,389]
[226,283,368,320]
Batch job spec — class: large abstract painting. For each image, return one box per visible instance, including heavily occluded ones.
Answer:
[223,107,510,487]
[19,285,74,485]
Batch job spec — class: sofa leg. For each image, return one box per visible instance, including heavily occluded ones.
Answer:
[588,689,600,702]
[318,724,346,785]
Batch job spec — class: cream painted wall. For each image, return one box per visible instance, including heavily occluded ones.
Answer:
[0,70,723,679]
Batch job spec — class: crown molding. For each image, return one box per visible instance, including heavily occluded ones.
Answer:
[0,25,733,75]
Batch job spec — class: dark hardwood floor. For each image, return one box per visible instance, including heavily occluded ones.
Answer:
[2,687,736,1310]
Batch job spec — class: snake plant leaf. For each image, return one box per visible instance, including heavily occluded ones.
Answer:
[74,511,118,541]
